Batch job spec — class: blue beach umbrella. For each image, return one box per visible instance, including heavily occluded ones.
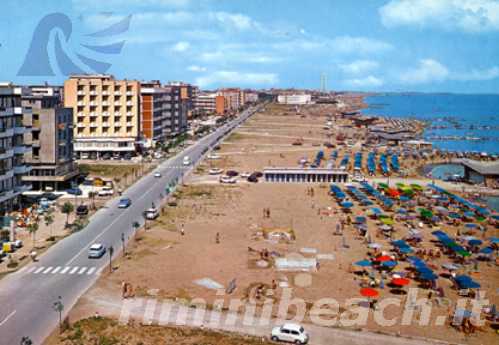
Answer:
[354,259,372,267]
[465,223,477,229]
[341,201,354,209]
[479,247,493,254]
[468,239,482,246]
[419,272,438,281]
[382,260,397,267]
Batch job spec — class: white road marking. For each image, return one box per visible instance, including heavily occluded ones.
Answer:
[27,267,36,273]
[69,267,79,274]
[78,267,87,274]
[34,267,45,274]
[60,266,70,274]
[86,267,96,275]
[0,310,16,327]
[51,266,61,274]
[42,267,53,274]
[16,266,27,274]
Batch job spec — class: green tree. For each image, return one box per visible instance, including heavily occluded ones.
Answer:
[44,211,54,239]
[61,202,74,227]
[132,221,140,238]
[27,222,39,248]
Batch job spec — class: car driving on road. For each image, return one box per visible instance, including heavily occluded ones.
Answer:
[88,243,106,258]
[271,323,309,344]
[118,197,132,208]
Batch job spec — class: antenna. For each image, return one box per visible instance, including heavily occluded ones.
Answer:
[320,73,327,93]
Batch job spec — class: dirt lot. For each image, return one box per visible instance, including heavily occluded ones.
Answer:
[45,316,273,345]
[56,103,498,345]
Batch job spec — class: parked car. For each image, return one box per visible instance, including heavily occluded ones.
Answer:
[40,192,60,201]
[118,198,132,208]
[98,186,114,197]
[88,243,106,258]
[209,168,223,175]
[226,170,238,177]
[183,156,191,166]
[207,153,220,160]
[76,204,89,216]
[154,172,162,178]
[144,207,159,220]
[271,323,309,344]
[219,176,237,184]
[66,188,83,196]
[247,173,259,183]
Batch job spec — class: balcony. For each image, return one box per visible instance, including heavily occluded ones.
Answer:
[114,91,121,96]
[114,112,121,117]
[0,128,14,138]
[14,126,29,135]
[14,146,31,155]
[126,122,134,127]
[114,101,121,106]
[90,123,98,128]
[102,101,109,106]
[102,91,110,96]
[0,148,14,159]
[90,101,97,106]
[126,111,133,116]
[77,101,84,106]
[126,91,134,96]
[89,91,97,96]
[77,90,85,96]
[102,122,110,127]
[103,111,109,116]
[126,101,133,106]
[0,169,14,180]
[76,123,86,128]
[14,165,32,175]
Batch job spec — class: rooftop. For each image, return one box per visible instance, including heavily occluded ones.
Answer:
[453,159,499,176]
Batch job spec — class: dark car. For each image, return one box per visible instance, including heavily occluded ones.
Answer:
[40,192,60,201]
[226,170,238,177]
[254,171,263,178]
[247,173,259,183]
[66,188,83,196]
[76,204,89,216]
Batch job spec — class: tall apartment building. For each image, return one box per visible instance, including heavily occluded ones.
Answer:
[165,83,188,137]
[64,74,140,159]
[220,88,242,112]
[21,87,77,191]
[140,81,172,148]
[194,93,226,115]
[0,83,32,213]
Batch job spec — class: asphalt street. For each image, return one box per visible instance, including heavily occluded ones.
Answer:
[0,105,260,345]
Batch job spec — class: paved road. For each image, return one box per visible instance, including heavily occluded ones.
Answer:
[0,106,260,345]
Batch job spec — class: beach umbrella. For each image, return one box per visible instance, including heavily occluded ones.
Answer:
[388,188,401,198]
[399,196,411,202]
[418,208,433,219]
[463,211,475,218]
[397,208,408,214]
[489,237,499,244]
[399,247,413,254]
[379,224,393,231]
[479,247,493,255]
[448,212,461,219]
[375,255,392,262]
[465,223,477,229]
[360,287,379,298]
[378,183,389,190]
[410,184,423,191]
[380,218,394,226]
[341,201,354,209]
[419,272,438,281]
[382,260,397,267]
[468,239,482,246]
[391,278,410,286]
[457,249,471,257]
[355,216,367,223]
[434,206,449,215]
[354,259,372,267]
[368,243,382,249]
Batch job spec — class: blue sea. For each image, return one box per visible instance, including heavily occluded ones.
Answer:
[361,93,499,154]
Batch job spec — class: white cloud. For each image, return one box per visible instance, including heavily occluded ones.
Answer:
[332,36,393,54]
[400,59,450,84]
[454,66,499,80]
[210,12,262,31]
[379,0,499,33]
[172,41,190,52]
[198,46,281,64]
[339,60,379,75]
[344,75,384,88]
[187,65,207,72]
[195,71,278,88]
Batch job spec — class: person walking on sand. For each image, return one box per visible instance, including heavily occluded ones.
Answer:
[181,223,185,236]
[216,232,220,244]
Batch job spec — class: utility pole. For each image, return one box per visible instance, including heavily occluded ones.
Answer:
[108,245,114,273]
[121,233,125,256]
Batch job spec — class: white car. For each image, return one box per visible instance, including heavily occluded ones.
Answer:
[98,187,114,197]
[145,207,159,220]
[271,323,309,344]
[183,156,191,166]
[219,176,237,184]
[207,153,220,160]
[88,243,106,259]
[240,172,251,178]
[154,172,162,178]
[209,168,223,175]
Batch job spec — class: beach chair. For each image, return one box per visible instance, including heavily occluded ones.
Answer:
[458,289,470,297]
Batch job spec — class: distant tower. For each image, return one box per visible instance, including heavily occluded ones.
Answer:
[320,73,328,93]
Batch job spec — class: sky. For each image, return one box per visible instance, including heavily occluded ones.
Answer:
[1,0,499,92]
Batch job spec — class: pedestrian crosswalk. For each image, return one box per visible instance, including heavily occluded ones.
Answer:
[17,265,103,277]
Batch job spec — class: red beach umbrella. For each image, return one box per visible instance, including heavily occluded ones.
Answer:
[375,255,392,262]
[360,287,379,298]
[391,278,410,286]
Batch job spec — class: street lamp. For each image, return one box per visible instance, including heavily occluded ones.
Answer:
[108,245,114,273]
[121,233,125,256]
[52,296,64,334]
